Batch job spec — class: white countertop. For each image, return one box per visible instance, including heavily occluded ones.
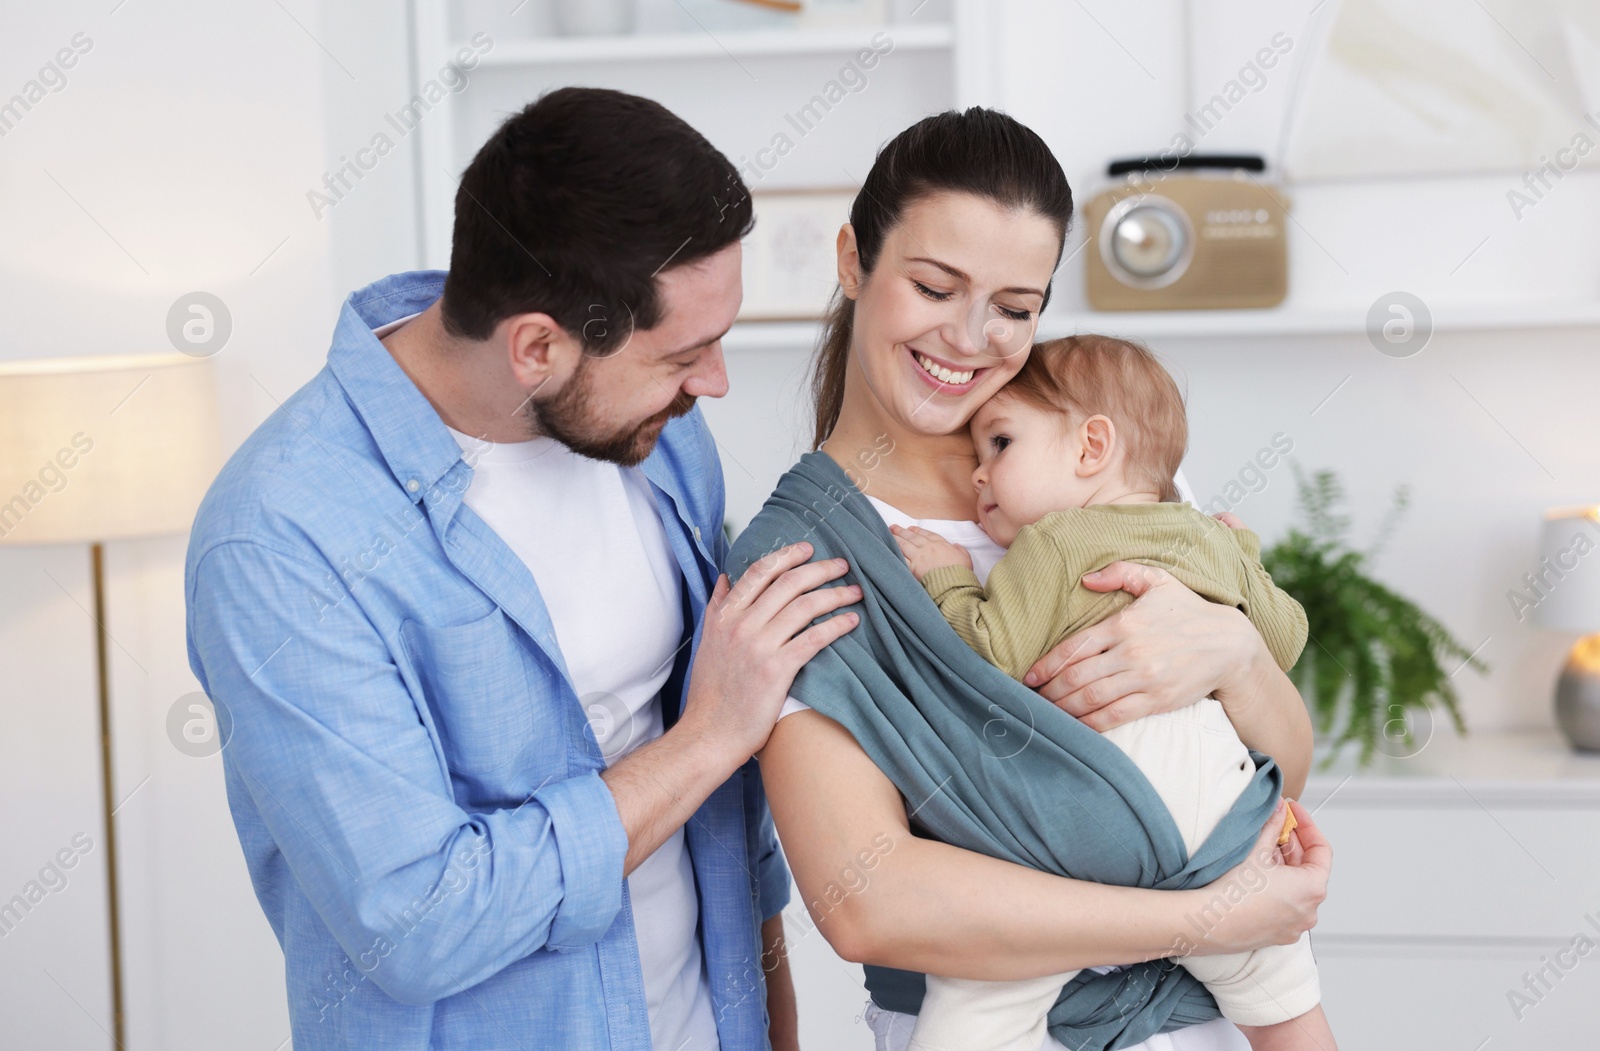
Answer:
[1301,728,1600,808]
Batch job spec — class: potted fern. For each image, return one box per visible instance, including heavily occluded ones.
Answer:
[1261,466,1487,767]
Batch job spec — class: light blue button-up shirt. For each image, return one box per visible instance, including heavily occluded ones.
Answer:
[185,271,791,1050]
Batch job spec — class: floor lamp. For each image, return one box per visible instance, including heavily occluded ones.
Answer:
[0,353,220,1049]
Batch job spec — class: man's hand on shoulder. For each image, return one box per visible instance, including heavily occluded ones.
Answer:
[683,540,862,765]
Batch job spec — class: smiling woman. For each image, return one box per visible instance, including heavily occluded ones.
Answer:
[741,106,1326,1051]
[815,186,1067,518]
[806,111,1069,469]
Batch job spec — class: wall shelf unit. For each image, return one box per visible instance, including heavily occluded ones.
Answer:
[408,0,992,271]
[469,23,956,65]
[721,297,1600,353]
[1040,299,1600,341]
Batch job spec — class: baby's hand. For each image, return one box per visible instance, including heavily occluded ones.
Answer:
[890,524,972,581]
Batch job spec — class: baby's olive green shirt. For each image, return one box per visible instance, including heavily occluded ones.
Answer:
[920,502,1308,681]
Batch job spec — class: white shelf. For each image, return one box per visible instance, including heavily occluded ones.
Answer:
[1042,299,1600,340]
[469,23,952,66]
[1303,728,1600,808]
[725,320,824,351]
[722,299,1600,351]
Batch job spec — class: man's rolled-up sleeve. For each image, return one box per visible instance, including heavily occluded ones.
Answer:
[188,539,628,1004]
[531,773,630,949]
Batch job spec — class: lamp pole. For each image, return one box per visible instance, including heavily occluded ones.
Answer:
[91,542,126,1050]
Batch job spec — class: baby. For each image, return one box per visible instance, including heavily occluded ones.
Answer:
[891,335,1336,1051]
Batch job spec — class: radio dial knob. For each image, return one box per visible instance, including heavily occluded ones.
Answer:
[1111,206,1188,279]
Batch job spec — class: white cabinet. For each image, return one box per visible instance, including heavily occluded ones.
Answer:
[1302,730,1600,1048]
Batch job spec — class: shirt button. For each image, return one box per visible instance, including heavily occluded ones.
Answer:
[406,479,420,493]
[693,526,702,541]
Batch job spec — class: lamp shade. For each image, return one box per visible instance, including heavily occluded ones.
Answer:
[1531,506,1600,633]
[0,353,221,546]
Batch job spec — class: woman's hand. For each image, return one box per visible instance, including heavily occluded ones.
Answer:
[1022,561,1258,731]
[1180,799,1330,957]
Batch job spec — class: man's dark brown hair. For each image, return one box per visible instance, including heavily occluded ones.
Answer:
[441,87,754,354]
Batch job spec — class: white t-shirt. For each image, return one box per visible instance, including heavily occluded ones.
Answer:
[375,310,716,1050]
[443,425,720,1051]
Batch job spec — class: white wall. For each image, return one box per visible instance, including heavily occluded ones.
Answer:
[0,545,112,1049]
[0,1,415,1046]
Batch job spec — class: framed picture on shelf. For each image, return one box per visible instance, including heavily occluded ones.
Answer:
[738,187,857,322]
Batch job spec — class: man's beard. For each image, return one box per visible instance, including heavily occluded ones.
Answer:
[525,359,697,466]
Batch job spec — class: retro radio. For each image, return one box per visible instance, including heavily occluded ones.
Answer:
[1084,155,1288,311]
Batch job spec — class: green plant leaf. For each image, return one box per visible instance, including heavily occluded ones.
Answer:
[1263,470,1485,768]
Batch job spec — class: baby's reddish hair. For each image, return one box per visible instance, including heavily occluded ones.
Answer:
[1000,334,1188,502]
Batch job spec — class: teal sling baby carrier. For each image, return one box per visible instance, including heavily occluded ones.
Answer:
[726,451,1285,1050]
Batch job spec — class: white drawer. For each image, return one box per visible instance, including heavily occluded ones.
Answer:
[1317,939,1600,1049]
[1304,801,1600,940]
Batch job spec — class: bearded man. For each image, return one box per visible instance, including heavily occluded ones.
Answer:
[185,86,857,1051]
